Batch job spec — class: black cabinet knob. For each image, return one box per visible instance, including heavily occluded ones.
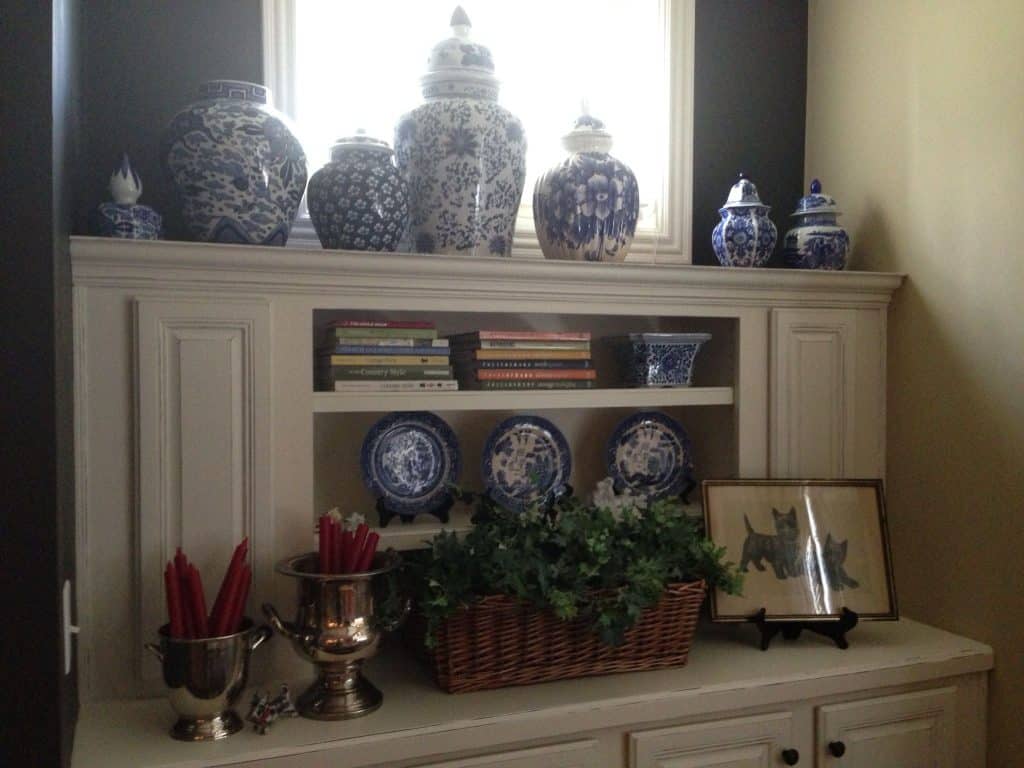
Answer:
[828,740,847,758]
[781,748,800,765]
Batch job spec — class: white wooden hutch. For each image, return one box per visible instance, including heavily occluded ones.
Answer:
[69,237,991,767]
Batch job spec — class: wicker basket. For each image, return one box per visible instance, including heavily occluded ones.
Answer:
[405,580,706,693]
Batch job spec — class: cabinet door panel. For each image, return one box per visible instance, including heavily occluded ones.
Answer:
[413,739,598,768]
[631,712,794,768]
[818,687,955,768]
[770,308,857,478]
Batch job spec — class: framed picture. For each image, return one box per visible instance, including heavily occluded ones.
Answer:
[703,479,898,622]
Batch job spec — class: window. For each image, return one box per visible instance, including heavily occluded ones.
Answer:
[263,0,693,262]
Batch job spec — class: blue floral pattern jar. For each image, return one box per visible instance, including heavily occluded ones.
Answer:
[162,80,307,246]
[306,132,410,251]
[533,114,639,262]
[394,7,526,257]
[783,179,851,270]
[711,174,777,267]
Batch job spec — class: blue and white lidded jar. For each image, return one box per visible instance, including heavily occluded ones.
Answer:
[394,7,526,257]
[533,114,639,262]
[711,174,777,267]
[783,179,851,270]
[162,80,307,246]
[91,153,163,239]
[306,132,410,251]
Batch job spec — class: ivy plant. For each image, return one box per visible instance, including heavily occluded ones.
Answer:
[403,494,743,647]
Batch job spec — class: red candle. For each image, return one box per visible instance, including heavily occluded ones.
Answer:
[318,515,331,573]
[187,565,210,638]
[164,563,185,638]
[211,538,248,630]
[354,532,380,572]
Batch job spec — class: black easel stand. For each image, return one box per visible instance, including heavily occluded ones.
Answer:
[750,607,859,651]
[376,493,455,527]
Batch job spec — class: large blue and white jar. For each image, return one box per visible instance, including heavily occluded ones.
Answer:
[783,179,851,270]
[306,132,410,251]
[394,7,526,257]
[162,80,307,246]
[533,114,639,262]
[711,174,777,267]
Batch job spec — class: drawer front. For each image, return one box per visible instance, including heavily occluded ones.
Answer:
[631,712,796,768]
[413,739,598,768]
[817,687,956,768]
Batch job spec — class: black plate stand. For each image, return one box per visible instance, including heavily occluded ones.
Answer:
[750,607,859,650]
[376,494,453,527]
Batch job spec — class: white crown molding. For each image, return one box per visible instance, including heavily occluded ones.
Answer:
[71,237,904,308]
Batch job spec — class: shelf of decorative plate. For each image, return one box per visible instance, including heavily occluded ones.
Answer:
[374,507,475,551]
[312,386,734,414]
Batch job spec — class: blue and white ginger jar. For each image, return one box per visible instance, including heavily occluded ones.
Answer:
[783,179,851,270]
[711,174,777,267]
[162,80,307,246]
[533,114,639,262]
[307,132,410,251]
[394,7,526,257]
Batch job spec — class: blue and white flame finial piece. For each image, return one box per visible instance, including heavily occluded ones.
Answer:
[109,153,142,205]
[810,178,822,194]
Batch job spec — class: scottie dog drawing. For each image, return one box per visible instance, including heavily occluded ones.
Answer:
[822,533,860,589]
[739,507,803,579]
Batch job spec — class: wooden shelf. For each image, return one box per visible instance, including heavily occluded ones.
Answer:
[313,386,734,413]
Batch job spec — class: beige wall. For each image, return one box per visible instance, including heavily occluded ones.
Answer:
[806,1,1024,764]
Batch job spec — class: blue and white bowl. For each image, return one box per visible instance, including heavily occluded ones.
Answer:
[614,333,711,387]
[711,174,777,267]
[783,179,851,270]
[162,80,307,246]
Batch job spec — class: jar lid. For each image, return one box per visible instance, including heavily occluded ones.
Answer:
[329,130,393,160]
[792,178,842,216]
[420,6,499,98]
[721,173,769,209]
[561,113,614,154]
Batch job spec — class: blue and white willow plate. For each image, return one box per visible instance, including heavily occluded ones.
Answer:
[606,411,693,501]
[360,411,461,517]
[482,415,572,512]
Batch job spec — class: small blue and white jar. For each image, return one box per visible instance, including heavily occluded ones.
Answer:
[306,132,410,251]
[533,114,639,262]
[394,7,526,257]
[711,174,777,267]
[91,153,162,239]
[162,80,307,246]
[783,179,851,270]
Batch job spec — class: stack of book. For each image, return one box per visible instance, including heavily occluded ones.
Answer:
[318,320,456,392]
[449,330,596,390]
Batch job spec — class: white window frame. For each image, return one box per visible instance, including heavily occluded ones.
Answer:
[263,0,694,263]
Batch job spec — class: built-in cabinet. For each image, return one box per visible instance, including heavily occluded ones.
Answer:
[68,238,993,768]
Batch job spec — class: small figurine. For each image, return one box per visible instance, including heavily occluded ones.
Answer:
[91,153,163,239]
[247,683,298,734]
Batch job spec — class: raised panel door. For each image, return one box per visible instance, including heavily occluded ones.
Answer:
[631,712,796,767]
[817,688,956,768]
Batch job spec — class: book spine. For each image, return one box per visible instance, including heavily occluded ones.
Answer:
[327,337,448,348]
[459,380,596,390]
[329,355,450,366]
[448,330,591,342]
[326,367,453,380]
[467,340,590,350]
[475,369,597,381]
[465,348,592,360]
[333,379,458,392]
[331,320,435,329]
[330,345,451,356]
[333,327,438,340]
[471,359,593,370]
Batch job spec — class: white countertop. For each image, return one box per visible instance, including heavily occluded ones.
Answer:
[71,618,991,768]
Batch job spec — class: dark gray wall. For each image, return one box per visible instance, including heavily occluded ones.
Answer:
[0,0,80,765]
[692,0,808,266]
[76,2,807,256]
[77,0,263,238]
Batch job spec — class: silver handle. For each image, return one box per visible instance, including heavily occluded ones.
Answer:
[249,624,273,651]
[143,642,164,663]
[262,603,300,641]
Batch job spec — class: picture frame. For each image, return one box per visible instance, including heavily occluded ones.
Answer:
[703,479,898,622]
